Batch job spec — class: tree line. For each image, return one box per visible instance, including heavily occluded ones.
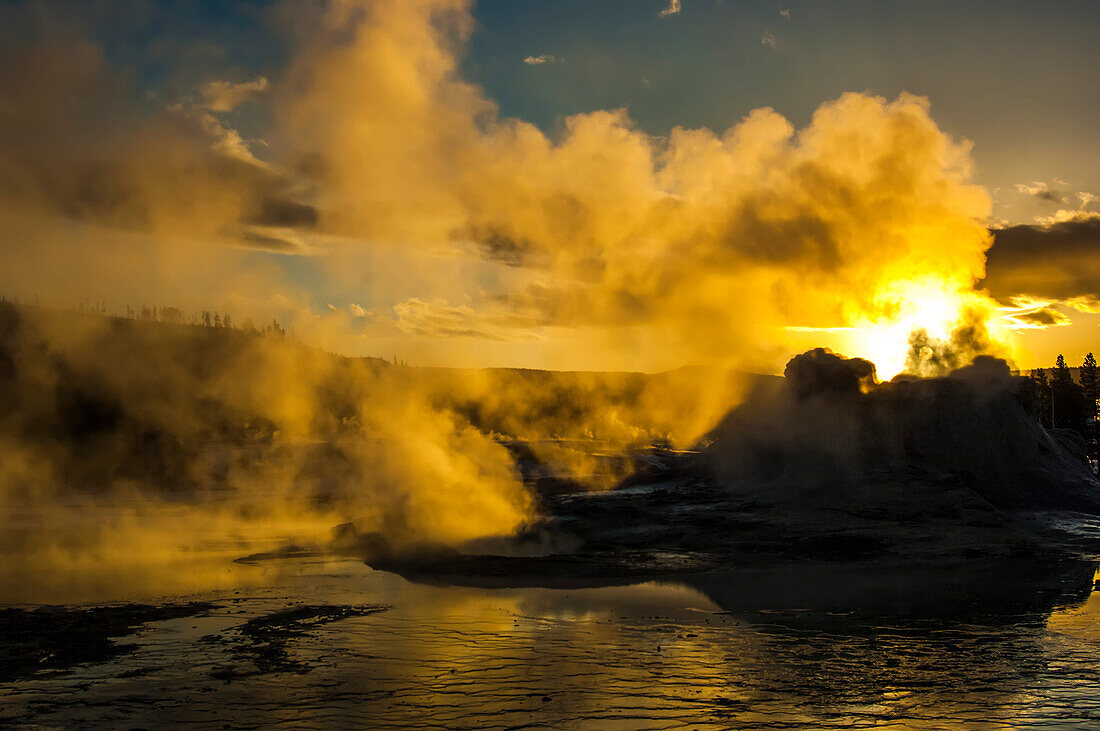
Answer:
[1029,353,1099,472]
[123,304,286,337]
[0,294,287,338]
[1028,353,1099,431]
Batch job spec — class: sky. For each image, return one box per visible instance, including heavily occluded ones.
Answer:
[0,0,1097,374]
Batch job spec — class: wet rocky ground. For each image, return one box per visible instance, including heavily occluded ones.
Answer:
[0,557,1098,729]
[0,603,216,684]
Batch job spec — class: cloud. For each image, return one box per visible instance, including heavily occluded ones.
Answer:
[228,225,315,255]
[1001,301,1072,329]
[1066,295,1100,313]
[658,0,682,18]
[523,54,562,65]
[984,218,1100,303]
[1035,209,1100,226]
[761,31,778,50]
[168,102,270,169]
[388,298,546,342]
[1030,191,1098,225]
[199,77,270,112]
[1015,180,1066,204]
[1014,307,1070,327]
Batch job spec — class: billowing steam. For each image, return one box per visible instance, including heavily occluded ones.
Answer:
[0,0,1006,374]
[0,305,533,600]
[280,0,1000,372]
[0,0,1022,600]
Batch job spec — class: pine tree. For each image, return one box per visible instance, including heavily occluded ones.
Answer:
[1031,367,1052,428]
[1053,354,1072,386]
[1051,354,1085,433]
[1081,353,1099,423]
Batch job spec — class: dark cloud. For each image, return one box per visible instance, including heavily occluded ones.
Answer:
[1016,182,1065,203]
[244,196,319,229]
[228,226,310,255]
[982,218,1100,302]
[460,226,532,267]
[1011,307,1071,327]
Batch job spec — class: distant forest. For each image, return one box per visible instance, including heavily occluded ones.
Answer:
[0,294,287,338]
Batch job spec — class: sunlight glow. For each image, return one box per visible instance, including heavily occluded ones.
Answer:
[852,278,963,379]
[790,277,1012,381]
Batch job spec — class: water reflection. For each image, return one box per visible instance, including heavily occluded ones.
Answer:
[674,562,1099,728]
[1,557,1097,729]
[684,559,1097,618]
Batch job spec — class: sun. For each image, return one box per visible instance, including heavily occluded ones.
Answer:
[846,278,999,380]
[784,276,1009,381]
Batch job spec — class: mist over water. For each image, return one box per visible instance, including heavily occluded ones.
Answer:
[0,301,765,601]
[0,303,525,591]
